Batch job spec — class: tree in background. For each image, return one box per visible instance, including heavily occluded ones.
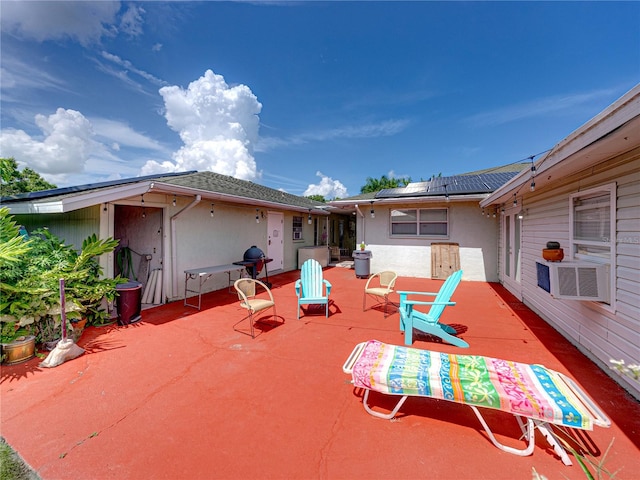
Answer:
[360,175,411,194]
[0,158,56,196]
[305,194,326,203]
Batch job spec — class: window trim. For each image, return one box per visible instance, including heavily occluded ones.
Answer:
[389,207,449,238]
[292,215,303,241]
[568,182,616,309]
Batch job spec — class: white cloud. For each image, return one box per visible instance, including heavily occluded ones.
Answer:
[119,4,145,37]
[303,171,348,199]
[100,51,167,87]
[0,109,168,186]
[256,119,409,152]
[0,1,121,45]
[90,118,169,152]
[465,89,618,127]
[0,108,93,175]
[0,54,69,96]
[141,69,263,180]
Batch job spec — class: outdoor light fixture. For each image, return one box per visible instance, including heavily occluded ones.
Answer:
[256,208,260,224]
[443,184,449,202]
[141,195,145,205]
[530,179,536,192]
[308,209,312,224]
[370,201,375,219]
[513,194,518,207]
[172,194,177,207]
[210,203,214,217]
[141,195,146,218]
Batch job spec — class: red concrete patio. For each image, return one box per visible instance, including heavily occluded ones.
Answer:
[2,267,639,480]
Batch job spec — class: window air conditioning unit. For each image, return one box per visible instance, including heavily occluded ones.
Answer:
[548,262,609,302]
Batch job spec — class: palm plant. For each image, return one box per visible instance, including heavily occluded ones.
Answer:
[0,208,124,343]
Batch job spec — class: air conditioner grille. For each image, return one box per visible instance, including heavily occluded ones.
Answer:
[557,268,578,296]
[577,267,600,298]
[548,262,609,302]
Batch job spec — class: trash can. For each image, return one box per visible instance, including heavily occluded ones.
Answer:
[352,250,372,279]
[115,282,142,325]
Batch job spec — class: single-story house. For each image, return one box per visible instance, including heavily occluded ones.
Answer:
[2,171,348,303]
[479,83,640,400]
[328,166,527,282]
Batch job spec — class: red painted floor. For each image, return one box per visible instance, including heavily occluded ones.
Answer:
[2,267,639,480]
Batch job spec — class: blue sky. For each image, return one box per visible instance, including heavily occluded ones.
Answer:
[1,1,638,198]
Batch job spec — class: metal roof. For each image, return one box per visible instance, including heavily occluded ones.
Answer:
[376,172,519,199]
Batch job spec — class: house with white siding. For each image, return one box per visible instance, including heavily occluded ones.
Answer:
[480,84,640,399]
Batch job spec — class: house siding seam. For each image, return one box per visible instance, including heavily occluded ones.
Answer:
[514,152,640,399]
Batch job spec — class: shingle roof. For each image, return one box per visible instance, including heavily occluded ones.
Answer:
[0,170,325,212]
[157,171,324,210]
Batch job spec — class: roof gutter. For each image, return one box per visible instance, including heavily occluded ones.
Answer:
[480,84,640,208]
[151,182,329,215]
[170,195,201,298]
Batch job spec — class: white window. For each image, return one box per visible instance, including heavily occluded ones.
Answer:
[569,183,616,306]
[390,208,448,237]
[292,216,303,240]
[569,184,615,263]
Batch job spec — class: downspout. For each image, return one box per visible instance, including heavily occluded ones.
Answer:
[170,195,201,298]
[354,204,365,243]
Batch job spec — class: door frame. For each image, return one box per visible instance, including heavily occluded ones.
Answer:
[501,207,522,298]
[267,211,284,272]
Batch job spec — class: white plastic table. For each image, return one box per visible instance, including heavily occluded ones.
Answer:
[184,264,244,310]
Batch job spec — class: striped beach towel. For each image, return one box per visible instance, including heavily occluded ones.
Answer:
[350,340,595,430]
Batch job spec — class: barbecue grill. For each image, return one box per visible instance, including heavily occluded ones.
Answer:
[233,246,272,288]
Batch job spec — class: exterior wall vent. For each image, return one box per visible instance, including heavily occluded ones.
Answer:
[548,262,610,302]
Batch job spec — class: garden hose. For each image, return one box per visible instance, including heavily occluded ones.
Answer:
[116,247,137,281]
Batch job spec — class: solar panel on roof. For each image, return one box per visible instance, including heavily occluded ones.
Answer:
[375,172,518,199]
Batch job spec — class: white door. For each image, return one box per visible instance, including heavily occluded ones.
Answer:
[502,208,522,298]
[267,212,284,272]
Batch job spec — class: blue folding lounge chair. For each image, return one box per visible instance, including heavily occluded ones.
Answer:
[343,340,611,466]
[295,259,332,319]
[398,269,467,347]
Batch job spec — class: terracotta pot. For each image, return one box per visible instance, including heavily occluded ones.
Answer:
[71,318,87,332]
[543,248,564,262]
[1,335,36,365]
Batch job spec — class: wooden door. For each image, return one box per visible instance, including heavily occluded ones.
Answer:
[431,242,460,279]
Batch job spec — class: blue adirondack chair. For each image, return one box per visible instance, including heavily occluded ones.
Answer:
[397,270,468,347]
[295,259,332,319]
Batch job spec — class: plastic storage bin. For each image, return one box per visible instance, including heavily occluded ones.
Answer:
[352,250,372,278]
[115,282,142,325]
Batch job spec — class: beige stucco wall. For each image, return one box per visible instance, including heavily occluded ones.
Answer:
[356,200,499,282]
[169,200,321,300]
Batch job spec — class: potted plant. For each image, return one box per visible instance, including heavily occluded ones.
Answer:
[360,241,366,251]
[0,208,124,347]
[0,322,35,365]
[542,241,564,262]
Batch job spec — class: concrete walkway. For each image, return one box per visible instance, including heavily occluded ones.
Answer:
[2,267,639,479]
